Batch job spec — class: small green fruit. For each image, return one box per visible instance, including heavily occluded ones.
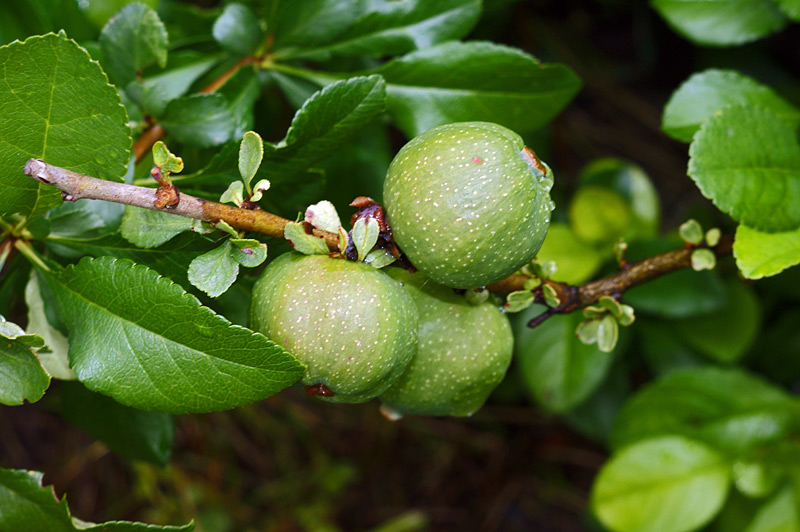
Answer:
[250,253,418,403]
[383,122,554,289]
[379,270,514,417]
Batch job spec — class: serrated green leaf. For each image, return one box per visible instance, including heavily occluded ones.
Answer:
[239,130,264,189]
[230,239,267,267]
[283,222,330,255]
[0,316,50,405]
[187,241,239,297]
[0,33,131,219]
[24,271,74,380]
[651,0,788,46]
[0,467,194,531]
[734,223,800,279]
[41,257,304,414]
[160,93,238,147]
[120,206,194,248]
[257,75,386,184]
[212,3,265,56]
[591,436,730,532]
[688,104,800,232]
[372,41,581,137]
[663,69,800,142]
[99,2,168,88]
[515,306,618,413]
[610,366,799,455]
[60,380,174,465]
[673,279,760,363]
[352,217,380,262]
[275,0,481,59]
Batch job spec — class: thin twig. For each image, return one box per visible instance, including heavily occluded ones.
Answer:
[24,159,339,250]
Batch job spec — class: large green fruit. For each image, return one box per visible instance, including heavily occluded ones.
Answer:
[379,269,514,417]
[250,253,418,403]
[383,121,554,289]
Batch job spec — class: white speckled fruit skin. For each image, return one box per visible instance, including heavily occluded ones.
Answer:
[379,270,514,417]
[250,253,418,404]
[384,122,554,289]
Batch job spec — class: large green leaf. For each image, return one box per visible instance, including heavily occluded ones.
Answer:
[268,0,362,52]
[651,0,788,46]
[41,257,304,414]
[120,206,195,248]
[663,69,800,142]
[591,436,730,532]
[734,223,800,279]
[0,33,131,219]
[514,305,619,413]
[257,75,386,183]
[688,104,800,232]
[773,0,800,20]
[0,467,193,531]
[275,0,481,59]
[611,366,800,456]
[373,41,581,137]
[60,380,174,465]
[212,3,265,56]
[99,2,168,88]
[160,93,238,147]
[673,279,760,364]
[0,316,50,405]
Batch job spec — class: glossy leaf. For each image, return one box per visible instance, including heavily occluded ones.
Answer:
[238,130,264,189]
[651,0,788,46]
[60,381,174,465]
[212,3,265,56]
[99,2,168,88]
[673,279,760,363]
[0,467,193,531]
[0,33,131,219]
[734,223,800,279]
[269,0,362,52]
[663,69,800,142]
[257,75,386,183]
[120,206,194,248]
[41,257,304,414]
[688,104,800,232]
[276,0,481,59]
[592,436,730,532]
[187,241,239,297]
[373,41,581,137]
[0,316,49,405]
[611,366,800,455]
[218,66,261,140]
[515,305,618,413]
[160,93,238,147]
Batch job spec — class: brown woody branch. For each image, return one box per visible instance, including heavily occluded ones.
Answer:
[487,237,734,327]
[24,159,734,327]
[23,159,339,249]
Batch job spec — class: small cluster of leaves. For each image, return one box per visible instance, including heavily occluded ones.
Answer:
[678,218,721,271]
[576,296,635,353]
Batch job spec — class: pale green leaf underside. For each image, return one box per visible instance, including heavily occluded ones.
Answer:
[0,467,193,531]
[592,436,730,532]
[0,33,131,219]
[734,223,800,279]
[663,69,800,142]
[0,333,50,406]
[120,206,194,248]
[187,241,239,297]
[373,41,581,138]
[42,257,304,414]
[688,104,800,232]
[651,0,788,46]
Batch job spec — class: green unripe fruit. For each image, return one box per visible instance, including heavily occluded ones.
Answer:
[379,270,514,418]
[383,122,554,289]
[249,253,418,403]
